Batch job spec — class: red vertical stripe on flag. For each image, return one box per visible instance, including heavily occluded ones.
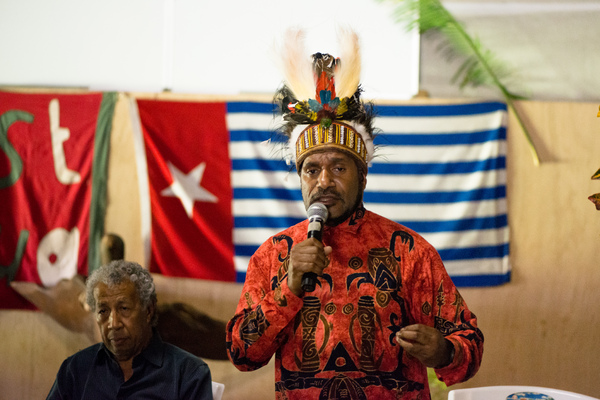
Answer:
[137,100,235,281]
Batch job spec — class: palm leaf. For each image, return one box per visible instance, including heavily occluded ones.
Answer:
[381,0,540,165]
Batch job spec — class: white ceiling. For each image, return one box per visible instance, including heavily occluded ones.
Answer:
[420,1,600,102]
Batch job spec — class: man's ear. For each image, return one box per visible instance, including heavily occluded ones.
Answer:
[146,300,156,324]
[354,161,368,190]
[358,165,367,191]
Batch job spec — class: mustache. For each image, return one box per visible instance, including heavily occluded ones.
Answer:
[310,188,342,204]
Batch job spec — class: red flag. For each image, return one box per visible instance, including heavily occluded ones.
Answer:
[0,91,115,309]
[136,100,235,281]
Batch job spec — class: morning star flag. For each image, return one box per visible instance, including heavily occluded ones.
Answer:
[0,91,117,309]
[366,102,510,286]
[138,101,510,286]
[228,101,510,287]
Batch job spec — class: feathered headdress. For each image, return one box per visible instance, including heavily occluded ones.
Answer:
[274,28,376,172]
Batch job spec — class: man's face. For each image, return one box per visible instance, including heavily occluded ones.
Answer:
[300,150,366,225]
[93,280,154,362]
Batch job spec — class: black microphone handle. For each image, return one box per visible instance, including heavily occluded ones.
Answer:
[307,229,322,241]
[301,272,318,292]
[302,219,324,292]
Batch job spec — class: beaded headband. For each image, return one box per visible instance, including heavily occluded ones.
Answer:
[295,122,368,169]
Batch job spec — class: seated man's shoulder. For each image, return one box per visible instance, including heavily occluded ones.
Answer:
[59,343,103,370]
[163,342,210,369]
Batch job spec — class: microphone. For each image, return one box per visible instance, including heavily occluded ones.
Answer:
[301,202,328,292]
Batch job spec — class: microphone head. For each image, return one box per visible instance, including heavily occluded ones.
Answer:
[307,202,328,221]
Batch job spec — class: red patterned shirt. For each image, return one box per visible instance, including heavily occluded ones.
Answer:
[227,207,483,399]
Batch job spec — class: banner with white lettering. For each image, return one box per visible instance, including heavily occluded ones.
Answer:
[0,91,116,309]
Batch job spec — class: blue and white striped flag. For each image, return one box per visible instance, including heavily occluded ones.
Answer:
[227,101,510,287]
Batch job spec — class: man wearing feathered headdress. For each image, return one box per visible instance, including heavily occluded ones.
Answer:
[226,29,484,399]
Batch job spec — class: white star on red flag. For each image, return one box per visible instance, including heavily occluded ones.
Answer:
[161,161,218,218]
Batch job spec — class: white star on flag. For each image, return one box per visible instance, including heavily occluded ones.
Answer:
[161,161,218,218]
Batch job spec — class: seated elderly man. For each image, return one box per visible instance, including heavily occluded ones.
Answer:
[46,260,213,399]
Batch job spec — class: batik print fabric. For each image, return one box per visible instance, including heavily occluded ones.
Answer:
[226,206,484,400]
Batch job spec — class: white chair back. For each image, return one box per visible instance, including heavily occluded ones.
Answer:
[211,381,225,400]
[448,386,598,400]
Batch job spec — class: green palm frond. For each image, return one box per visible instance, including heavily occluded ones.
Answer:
[382,0,540,165]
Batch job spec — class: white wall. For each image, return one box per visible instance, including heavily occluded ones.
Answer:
[0,0,419,100]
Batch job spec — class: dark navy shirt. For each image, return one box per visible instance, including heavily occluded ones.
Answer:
[47,332,213,399]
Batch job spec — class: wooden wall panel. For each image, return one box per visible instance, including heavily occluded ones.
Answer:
[1,96,598,399]
[453,100,600,396]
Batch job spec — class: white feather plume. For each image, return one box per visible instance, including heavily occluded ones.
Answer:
[278,28,315,100]
[335,26,361,99]
[348,121,375,166]
[286,125,305,166]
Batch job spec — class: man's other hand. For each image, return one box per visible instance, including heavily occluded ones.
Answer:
[396,324,454,368]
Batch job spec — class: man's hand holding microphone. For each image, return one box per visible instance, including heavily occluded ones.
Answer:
[287,203,331,297]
